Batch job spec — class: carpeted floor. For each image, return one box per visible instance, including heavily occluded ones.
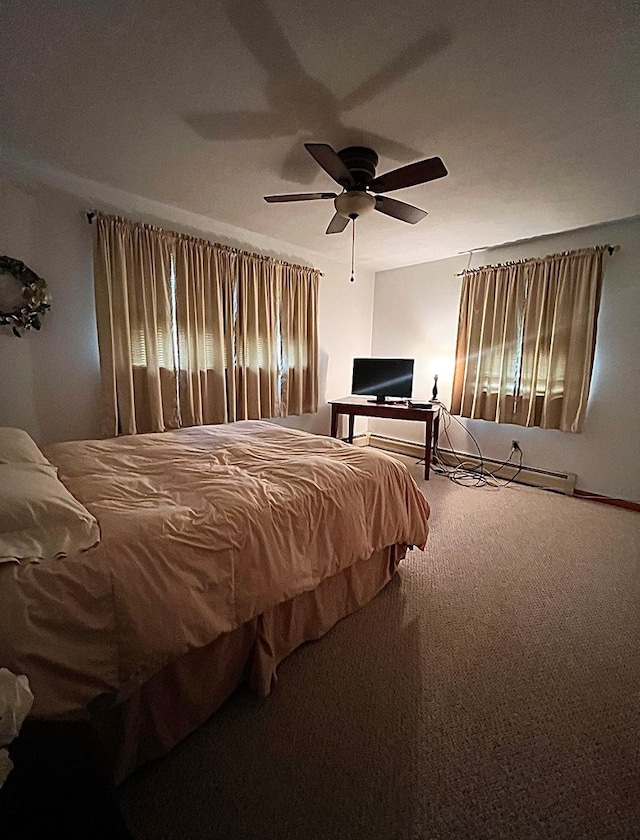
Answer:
[119,456,640,840]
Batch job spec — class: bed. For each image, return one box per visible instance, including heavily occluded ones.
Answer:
[0,421,429,781]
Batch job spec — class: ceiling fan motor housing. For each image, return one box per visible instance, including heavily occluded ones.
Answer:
[337,146,379,186]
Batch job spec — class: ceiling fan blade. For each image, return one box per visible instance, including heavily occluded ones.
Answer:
[326,213,350,234]
[374,195,427,224]
[369,157,448,193]
[264,192,337,203]
[305,143,355,188]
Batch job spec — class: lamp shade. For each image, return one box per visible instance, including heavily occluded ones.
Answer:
[334,191,376,220]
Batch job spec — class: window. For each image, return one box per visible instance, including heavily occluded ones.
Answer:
[93,212,319,436]
[451,248,605,433]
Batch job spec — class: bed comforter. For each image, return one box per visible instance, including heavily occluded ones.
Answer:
[0,421,429,716]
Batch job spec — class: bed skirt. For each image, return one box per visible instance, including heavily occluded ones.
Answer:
[91,543,407,783]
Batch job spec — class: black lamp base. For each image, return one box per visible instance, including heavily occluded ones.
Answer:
[432,374,439,402]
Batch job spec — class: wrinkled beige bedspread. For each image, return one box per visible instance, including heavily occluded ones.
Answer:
[0,422,429,716]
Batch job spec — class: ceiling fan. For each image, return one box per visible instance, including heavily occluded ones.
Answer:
[264,143,448,234]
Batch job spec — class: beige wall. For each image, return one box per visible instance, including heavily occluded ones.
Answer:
[371,216,640,502]
[0,171,374,444]
[0,179,102,443]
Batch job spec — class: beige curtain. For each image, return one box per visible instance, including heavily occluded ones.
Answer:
[173,242,318,423]
[279,264,319,415]
[93,213,319,435]
[173,238,232,426]
[231,254,280,420]
[451,248,604,432]
[93,215,177,436]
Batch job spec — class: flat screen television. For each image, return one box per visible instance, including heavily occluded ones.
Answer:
[351,357,414,404]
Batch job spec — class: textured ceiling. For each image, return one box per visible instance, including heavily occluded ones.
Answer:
[1,0,638,270]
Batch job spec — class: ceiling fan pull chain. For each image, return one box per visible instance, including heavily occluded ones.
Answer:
[350,220,356,282]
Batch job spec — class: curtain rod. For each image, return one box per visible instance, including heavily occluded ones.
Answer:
[455,244,620,276]
[85,210,323,276]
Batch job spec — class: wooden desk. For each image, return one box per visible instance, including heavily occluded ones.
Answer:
[329,397,440,480]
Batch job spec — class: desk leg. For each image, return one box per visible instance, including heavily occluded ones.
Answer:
[348,414,355,443]
[424,418,432,481]
[330,407,339,438]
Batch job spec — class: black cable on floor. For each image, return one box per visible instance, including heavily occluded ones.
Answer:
[422,405,525,489]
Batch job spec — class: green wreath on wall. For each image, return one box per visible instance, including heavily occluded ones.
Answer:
[0,255,50,337]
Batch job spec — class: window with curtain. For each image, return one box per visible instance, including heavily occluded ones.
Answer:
[92,213,319,436]
[451,247,606,433]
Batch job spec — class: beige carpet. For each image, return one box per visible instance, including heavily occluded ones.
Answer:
[119,457,640,840]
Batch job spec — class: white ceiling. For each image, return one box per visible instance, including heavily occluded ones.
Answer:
[1,0,638,270]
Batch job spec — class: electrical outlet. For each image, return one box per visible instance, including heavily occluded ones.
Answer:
[511,440,521,451]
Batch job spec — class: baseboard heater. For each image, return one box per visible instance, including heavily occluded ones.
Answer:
[365,432,576,495]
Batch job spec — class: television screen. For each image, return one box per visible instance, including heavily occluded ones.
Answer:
[351,358,414,403]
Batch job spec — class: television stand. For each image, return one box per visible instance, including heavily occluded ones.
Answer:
[367,397,405,404]
[329,396,440,480]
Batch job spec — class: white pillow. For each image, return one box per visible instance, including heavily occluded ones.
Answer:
[0,427,51,466]
[0,463,100,563]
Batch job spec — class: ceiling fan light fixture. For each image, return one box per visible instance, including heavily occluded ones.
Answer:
[334,191,376,220]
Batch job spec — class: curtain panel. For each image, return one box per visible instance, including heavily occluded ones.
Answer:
[451,248,605,433]
[93,213,319,436]
[93,215,177,436]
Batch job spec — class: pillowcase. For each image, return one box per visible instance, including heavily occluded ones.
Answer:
[0,462,100,563]
[0,427,51,466]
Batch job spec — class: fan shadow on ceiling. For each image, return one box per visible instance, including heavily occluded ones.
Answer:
[185,0,454,184]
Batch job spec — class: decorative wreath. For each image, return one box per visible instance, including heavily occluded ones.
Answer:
[0,255,50,337]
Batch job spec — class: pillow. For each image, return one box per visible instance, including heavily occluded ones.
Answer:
[0,428,51,466]
[0,463,100,563]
